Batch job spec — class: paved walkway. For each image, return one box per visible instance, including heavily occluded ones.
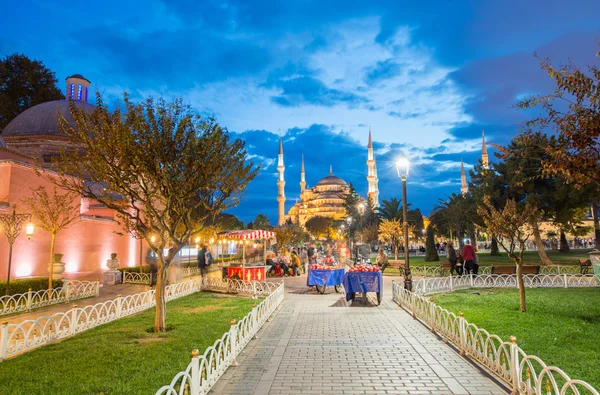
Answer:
[211,275,507,395]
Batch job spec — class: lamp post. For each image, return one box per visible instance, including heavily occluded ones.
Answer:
[346,216,354,263]
[396,156,411,291]
[0,206,34,295]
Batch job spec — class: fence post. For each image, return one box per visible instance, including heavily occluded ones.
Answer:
[252,281,257,299]
[65,282,71,304]
[95,281,100,297]
[116,294,122,319]
[458,312,466,356]
[469,274,474,288]
[27,288,32,312]
[564,273,568,289]
[70,304,78,334]
[230,319,238,366]
[0,321,8,361]
[509,336,519,395]
[422,280,427,295]
[449,275,453,292]
[429,297,436,333]
[190,349,200,395]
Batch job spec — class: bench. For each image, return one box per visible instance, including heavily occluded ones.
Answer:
[491,266,515,275]
[521,265,540,275]
[579,259,592,275]
[439,260,451,276]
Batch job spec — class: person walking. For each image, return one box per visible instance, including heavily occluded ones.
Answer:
[291,249,301,276]
[447,242,457,275]
[197,245,208,278]
[307,243,316,264]
[462,240,475,275]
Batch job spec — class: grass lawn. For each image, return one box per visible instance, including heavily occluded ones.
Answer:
[434,288,600,389]
[381,249,592,275]
[0,292,257,395]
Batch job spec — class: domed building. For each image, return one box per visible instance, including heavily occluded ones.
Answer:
[276,130,380,226]
[0,74,152,282]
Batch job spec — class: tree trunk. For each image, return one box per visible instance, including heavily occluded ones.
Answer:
[593,202,600,249]
[48,232,56,290]
[559,230,570,253]
[532,223,553,265]
[394,243,398,260]
[490,237,500,256]
[154,262,168,332]
[516,262,526,313]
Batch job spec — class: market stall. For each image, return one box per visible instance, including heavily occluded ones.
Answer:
[306,257,344,294]
[219,229,276,283]
[342,265,382,305]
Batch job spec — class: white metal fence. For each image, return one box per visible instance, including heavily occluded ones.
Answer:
[155,281,284,395]
[392,281,599,395]
[389,264,585,277]
[0,280,100,317]
[414,274,599,295]
[0,277,280,361]
[122,267,201,285]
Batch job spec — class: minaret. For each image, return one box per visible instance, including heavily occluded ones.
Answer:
[481,130,489,169]
[277,137,286,226]
[366,128,380,207]
[460,158,469,195]
[300,154,306,194]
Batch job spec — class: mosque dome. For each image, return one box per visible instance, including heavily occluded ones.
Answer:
[315,173,347,187]
[0,137,5,149]
[1,100,96,138]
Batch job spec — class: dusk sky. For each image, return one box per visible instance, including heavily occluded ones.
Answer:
[2,0,599,224]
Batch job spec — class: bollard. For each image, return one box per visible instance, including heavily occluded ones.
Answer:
[190,349,200,394]
[0,321,8,361]
[27,288,32,312]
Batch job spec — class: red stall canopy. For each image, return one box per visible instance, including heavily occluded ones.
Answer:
[219,229,276,240]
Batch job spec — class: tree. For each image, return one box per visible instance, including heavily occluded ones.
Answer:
[0,53,64,130]
[516,45,600,247]
[378,219,403,259]
[424,225,439,262]
[478,198,539,313]
[305,216,333,240]
[379,198,402,221]
[274,223,306,250]
[22,186,79,289]
[48,94,258,332]
[250,214,271,230]
[432,193,479,251]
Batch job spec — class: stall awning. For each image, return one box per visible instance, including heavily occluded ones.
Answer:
[219,229,276,240]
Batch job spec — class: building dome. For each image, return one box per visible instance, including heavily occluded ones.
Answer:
[0,137,6,149]
[315,174,347,187]
[1,100,96,138]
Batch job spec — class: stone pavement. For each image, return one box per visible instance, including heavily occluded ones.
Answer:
[211,275,507,395]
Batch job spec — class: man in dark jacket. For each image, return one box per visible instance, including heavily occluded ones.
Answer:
[447,242,457,275]
[197,246,207,277]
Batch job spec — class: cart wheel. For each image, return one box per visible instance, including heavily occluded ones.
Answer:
[316,284,325,294]
[334,284,341,293]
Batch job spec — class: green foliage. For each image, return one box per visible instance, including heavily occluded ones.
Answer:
[119,266,151,274]
[0,53,64,129]
[0,278,64,295]
[274,223,307,250]
[249,214,271,230]
[0,292,256,394]
[305,216,334,240]
[435,288,600,389]
[378,197,402,221]
[431,193,480,249]
[424,226,439,261]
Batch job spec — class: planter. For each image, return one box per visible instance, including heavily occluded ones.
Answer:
[106,253,120,271]
[50,253,66,280]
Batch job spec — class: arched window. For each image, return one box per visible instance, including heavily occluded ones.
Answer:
[69,83,75,99]
[77,84,83,101]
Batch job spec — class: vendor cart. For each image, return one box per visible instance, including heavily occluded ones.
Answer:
[342,271,382,305]
[307,267,345,294]
[219,229,276,283]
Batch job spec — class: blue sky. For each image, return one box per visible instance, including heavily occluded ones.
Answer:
[2,0,599,224]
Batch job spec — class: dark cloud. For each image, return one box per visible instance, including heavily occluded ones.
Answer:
[269,76,370,108]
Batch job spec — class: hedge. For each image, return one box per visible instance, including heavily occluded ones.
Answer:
[0,278,65,296]
[118,266,151,274]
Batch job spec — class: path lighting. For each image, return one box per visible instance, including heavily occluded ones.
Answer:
[0,207,33,295]
[395,155,412,291]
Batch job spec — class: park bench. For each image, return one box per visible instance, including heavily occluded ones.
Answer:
[521,265,540,275]
[491,266,515,275]
[439,260,451,276]
[579,259,592,275]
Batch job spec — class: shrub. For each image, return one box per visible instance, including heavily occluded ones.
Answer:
[0,278,64,296]
[118,266,151,274]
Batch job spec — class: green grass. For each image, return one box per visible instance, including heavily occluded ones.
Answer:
[434,288,600,389]
[381,250,592,275]
[0,292,257,395]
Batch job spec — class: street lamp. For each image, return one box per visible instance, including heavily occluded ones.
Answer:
[0,206,34,295]
[396,156,412,291]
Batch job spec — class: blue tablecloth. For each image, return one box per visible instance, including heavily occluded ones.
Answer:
[342,272,383,301]
[307,268,345,287]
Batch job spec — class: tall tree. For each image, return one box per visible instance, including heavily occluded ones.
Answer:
[424,225,439,262]
[305,216,333,240]
[378,219,403,259]
[22,186,79,289]
[250,214,271,230]
[378,198,402,221]
[479,198,539,313]
[274,223,307,250]
[516,45,600,247]
[0,54,64,130]
[432,193,479,251]
[48,93,258,332]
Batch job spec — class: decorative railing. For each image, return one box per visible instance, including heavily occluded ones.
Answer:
[392,264,585,278]
[182,267,200,277]
[392,281,599,395]
[413,274,599,295]
[156,282,284,395]
[0,280,100,317]
[0,277,273,361]
[123,267,202,285]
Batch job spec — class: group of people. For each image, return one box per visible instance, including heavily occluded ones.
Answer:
[266,248,304,277]
[447,240,479,275]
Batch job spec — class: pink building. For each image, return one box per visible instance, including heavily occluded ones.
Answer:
[0,74,150,281]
